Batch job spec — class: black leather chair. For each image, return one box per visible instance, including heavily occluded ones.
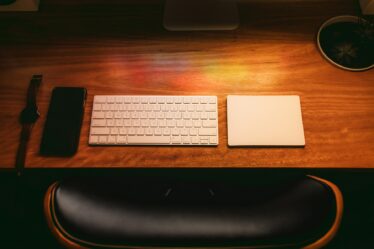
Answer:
[44,175,343,249]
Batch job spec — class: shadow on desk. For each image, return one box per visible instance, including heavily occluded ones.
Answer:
[0,0,361,41]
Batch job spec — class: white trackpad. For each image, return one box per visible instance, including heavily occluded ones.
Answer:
[227,95,305,147]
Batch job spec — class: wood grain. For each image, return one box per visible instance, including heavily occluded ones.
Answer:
[0,0,373,168]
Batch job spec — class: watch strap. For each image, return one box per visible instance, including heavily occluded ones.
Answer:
[16,75,42,174]
[15,124,33,175]
[26,75,42,107]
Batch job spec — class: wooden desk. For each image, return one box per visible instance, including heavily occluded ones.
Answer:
[0,0,373,168]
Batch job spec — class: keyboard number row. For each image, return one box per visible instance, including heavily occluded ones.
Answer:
[94,96,216,104]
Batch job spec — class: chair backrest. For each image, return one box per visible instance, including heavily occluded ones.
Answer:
[44,174,343,249]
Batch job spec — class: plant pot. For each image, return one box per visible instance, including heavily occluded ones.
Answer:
[317,15,374,71]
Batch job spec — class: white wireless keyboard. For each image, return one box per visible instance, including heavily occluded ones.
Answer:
[89,95,219,146]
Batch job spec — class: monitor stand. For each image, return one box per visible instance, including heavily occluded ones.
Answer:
[163,0,239,31]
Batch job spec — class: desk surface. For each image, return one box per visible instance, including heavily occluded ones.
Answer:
[0,0,373,168]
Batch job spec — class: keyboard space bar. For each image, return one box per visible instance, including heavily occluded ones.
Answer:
[127,136,171,144]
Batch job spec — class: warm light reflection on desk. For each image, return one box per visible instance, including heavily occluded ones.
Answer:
[101,48,288,93]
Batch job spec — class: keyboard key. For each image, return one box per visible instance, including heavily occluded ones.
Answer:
[190,128,198,136]
[131,112,139,119]
[91,128,110,135]
[179,105,186,112]
[107,119,115,126]
[106,112,113,118]
[99,136,108,144]
[182,137,190,144]
[184,96,192,104]
[191,97,199,104]
[200,137,209,144]
[206,104,216,112]
[208,97,216,104]
[158,120,167,127]
[210,137,218,144]
[200,112,208,120]
[128,128,136,135]
[132,96,140,103]
[181,128,189,136]
[199,128,217,136]
[171,105,178,112]
[156,112,165,119]
[132,120,140,126]
[200,97,209,104]
[108,136,117,143]
[117,136,127,144]
[193,120,202,127]
[141,97,148,104]
[154,128,162,135]
[185,120,193,127]
[163,128,171,135]
[102,104,110,111]
[209,112,217,119]
[203,120,217,128]
[124,119,131,127]
[89,136,99,143]
[115,112,122,119]
[145,128,153,136]
[183,112,191,119]
[167,120,176,127]
[95,96,106,103]
[150,120,158,127]
[115,119,123,126]
[196,105,204,112]
[171,136,181,144]
[176,120,184,127]
[171,128,180,135]
[141,120,150,127]
[191,113,200,119]
[149,112,156,119]
[93,104,101,111]
[136,128,144,135]
[191,137,199,144]
[92,112,105,119]
[127,136,171,144]
[92,119,106,127]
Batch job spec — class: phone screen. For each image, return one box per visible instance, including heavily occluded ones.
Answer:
[40,87,86,156]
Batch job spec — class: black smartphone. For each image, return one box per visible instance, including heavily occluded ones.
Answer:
[40,87,87,156]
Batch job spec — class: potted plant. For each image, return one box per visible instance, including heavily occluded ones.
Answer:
[317,15,374,71]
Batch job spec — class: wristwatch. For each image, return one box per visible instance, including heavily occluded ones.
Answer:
[15,75,43,174]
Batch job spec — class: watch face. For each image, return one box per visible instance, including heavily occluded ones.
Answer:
[20,106,40,124]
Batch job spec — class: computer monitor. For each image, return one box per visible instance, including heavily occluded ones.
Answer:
[163,0,239,31]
